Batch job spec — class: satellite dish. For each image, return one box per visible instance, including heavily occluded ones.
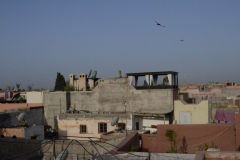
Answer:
[111,116,119,126]
[89,70,97,79]
[16,112,25,122]
[88,69,92,78]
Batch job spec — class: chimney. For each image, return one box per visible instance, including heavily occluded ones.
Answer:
[78,73,87,91]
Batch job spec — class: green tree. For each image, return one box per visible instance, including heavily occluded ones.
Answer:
[54,72,66,91]
[165,129,178,153]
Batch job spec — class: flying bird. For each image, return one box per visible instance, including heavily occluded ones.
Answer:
[180,40,184,42]
[155,21,165,27]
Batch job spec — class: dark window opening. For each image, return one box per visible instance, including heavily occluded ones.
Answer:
[98,123,107,133]
[31,135,38,139]
[80,125,87,134]
[117,123,126,130]
[136,122,139,130]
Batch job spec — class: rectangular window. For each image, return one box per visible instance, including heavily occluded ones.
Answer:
[117,123,126,130]
[98,122,107,133]
[80,125,87,134]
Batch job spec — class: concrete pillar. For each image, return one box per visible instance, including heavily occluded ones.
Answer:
[167,74,172,85]
[150,75,153,86]
[69,74,75,88]
[145,75,150,86]
[128,76,133,85]
[135,76,138,86]
[153,75,158,86]
[78,73,87,91]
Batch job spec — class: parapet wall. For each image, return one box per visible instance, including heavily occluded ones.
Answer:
[142,113,240,153]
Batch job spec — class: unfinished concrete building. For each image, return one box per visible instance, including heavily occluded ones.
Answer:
[44,71,178,137]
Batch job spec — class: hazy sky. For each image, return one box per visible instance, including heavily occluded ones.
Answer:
[0,0,240,89]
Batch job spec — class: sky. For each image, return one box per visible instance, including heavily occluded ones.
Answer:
[0,0,240,89]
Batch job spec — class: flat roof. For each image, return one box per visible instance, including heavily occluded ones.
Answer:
[126,71,178,76]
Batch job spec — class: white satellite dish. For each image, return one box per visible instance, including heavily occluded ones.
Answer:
[111,116,119,126]
[16,112,25,122]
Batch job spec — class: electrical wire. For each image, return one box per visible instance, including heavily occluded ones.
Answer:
[59,139,73,160]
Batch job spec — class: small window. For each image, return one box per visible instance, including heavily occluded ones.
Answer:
[80,125,87,134]
[136,122,139,130]
[98,122,107,133]
[117,123,126,130]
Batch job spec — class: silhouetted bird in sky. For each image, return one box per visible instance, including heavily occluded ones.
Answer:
[180,40,184,42]
[155,20,165,27]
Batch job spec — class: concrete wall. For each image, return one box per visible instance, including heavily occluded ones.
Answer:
[174,100,209,124]
[43,92,67,128]
[26,91,43,103]
[58,114,132,138]
[44,78,174,128]
[24,125,44,140]
[142,118,169,133]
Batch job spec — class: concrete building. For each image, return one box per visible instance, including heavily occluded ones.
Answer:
[44,71,178,134]
[174,100,209,124]
[58,113,132,138]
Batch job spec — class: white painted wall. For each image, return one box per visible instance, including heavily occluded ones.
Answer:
[26,92,43,103]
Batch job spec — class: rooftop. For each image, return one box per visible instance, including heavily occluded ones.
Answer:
[126,71,178,76]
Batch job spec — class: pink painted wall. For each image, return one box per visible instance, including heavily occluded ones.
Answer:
[0,103,43,112]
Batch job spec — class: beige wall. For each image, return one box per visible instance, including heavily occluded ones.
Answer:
[26,92,43,103]
[58,116,132,138]
[174,100,209,124]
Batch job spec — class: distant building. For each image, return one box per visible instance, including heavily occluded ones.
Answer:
[174,100,209,124]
